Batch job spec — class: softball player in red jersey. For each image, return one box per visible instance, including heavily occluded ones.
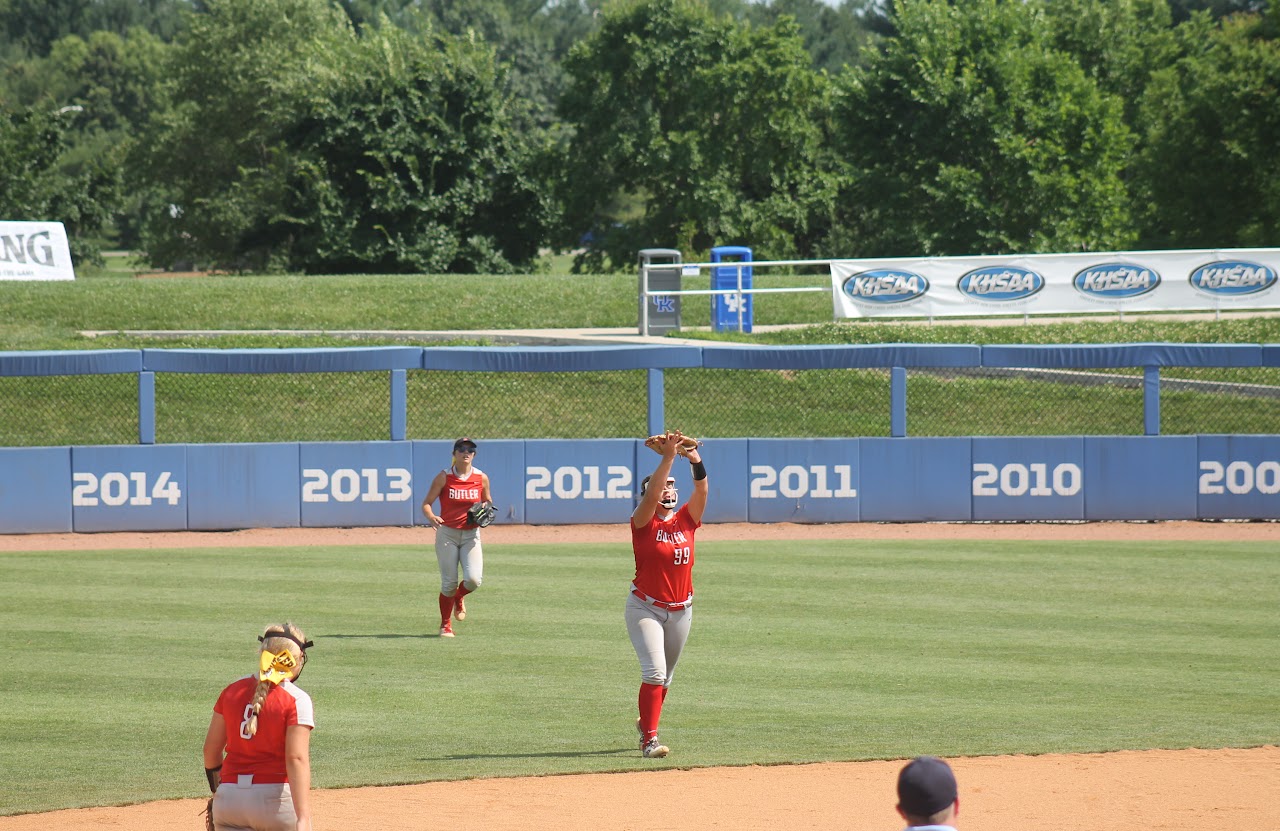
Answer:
[203,623,315,831]
[422,437,492,637]
[628,430,708,758]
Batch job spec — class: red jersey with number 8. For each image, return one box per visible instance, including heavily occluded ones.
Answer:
[631,505,700,603]
[214,676,315,783]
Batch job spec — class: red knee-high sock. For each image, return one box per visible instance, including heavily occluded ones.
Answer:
[455,582,472,601]
[438,593,453,625]
[638,682,665,741]
[661,685,669,702]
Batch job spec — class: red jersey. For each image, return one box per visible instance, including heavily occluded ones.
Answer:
[438,467,486,528]
[631,504,701,604]
[213,676,315,784]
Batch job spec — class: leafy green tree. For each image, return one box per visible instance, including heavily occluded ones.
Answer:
[45,29,170,132]
[829,0,1136,257]
[134,0,551,273]
[335,0,421,28]
[1039,0,1179,122]
[337,0,600,135]
[557,0,837,271]
[1168,0,1267,24]
[538,0,605,58]
[0,27,170,248]
[131,0,347,271]
[0,0,190,56]
[282,22,553,273]
[1133,10,1280,247]
[0,103,121,265]
[421,0,570,134]
[746,0,881,74]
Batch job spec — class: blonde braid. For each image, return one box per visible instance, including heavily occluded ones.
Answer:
[245,678,273,737]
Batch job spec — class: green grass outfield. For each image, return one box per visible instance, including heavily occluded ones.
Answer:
[1,538,1277,816]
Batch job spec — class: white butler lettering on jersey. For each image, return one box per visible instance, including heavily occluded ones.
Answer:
[449,486,481,500]
[654,529,688,544]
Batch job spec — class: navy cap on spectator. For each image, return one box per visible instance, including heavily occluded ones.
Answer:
[897,756,958,817]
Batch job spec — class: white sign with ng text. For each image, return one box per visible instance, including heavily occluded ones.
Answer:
[0,220,75,280]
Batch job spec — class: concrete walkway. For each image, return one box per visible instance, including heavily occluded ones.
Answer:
[80,326,715,345]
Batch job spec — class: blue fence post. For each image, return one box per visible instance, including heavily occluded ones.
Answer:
[1143,366,1161,436]
[890,367,907,437]
[647,368,665,436]
[139,370,155,445]
[390,368,407,441]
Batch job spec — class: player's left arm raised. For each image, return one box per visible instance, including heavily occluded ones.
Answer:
[685,445,708,525]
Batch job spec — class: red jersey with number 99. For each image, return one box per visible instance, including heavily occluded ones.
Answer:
[214,675,315,783]
[631,505,700,603]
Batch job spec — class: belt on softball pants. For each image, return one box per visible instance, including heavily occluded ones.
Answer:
[631,588,692,611]
[230,774,288,787]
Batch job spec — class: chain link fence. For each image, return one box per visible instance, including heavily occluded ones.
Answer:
[0,374,138,446]
[2,363,1278,447]
[406,370,650,439]
[154,372,392,442]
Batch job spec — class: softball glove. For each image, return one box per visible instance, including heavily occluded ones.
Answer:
[466,501,496,528]
[644,434,703,456]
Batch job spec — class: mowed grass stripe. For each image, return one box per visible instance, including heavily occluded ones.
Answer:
[0,539,1275,815]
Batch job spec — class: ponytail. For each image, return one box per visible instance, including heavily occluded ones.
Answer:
[245,678,273,737]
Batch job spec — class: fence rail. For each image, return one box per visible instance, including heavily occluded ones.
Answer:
[2,344,1280,447]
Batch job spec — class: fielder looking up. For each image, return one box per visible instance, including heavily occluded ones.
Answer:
[628,430,708,759]
[422,437,492,638]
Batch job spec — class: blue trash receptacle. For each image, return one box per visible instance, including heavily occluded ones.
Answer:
[711,246,753,333]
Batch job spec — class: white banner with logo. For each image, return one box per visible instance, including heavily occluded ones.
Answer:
[830,248,1280,319]
[0,221,75,280]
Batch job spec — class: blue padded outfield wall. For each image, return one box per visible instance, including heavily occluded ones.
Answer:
[1,434,1278,532]
[1,344,1278,532]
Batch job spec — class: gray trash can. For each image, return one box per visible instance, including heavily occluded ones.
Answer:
[638,248,683,335]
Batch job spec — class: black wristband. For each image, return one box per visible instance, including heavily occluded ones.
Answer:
[205,765,221,793]
[690,460,707,480]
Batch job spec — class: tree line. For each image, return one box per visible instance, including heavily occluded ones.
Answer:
[0,0,1275,273]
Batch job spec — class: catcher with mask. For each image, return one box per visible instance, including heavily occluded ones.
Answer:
[628,430,708,759]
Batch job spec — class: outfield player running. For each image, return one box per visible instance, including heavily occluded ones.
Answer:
[203,622,315,831]
[628,430,708,758]
[422,437,492,637]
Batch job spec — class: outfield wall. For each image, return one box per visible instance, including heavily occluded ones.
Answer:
[1,345,1277,532]
[1,435,1278,532]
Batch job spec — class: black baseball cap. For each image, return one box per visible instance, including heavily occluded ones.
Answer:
[897,756,957,817]
[453,437,478,451]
